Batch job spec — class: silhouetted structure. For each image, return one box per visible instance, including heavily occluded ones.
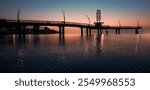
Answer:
[97,10,101,22]
[0,10,142,38]
[94,10,104,27]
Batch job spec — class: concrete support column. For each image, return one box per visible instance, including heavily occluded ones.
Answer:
[115,29,118,34]
[98,29,100,35]
[89,28,91,36]
[100,29,102,35]
[59,26,62,39]
[59,26,65,39]
[135,29,139,34]
[59,26,61,33]
[23,26,26,37]
[18,24,22,37]
[86,28,88,36]
[81,27,83,36]
[118,29,120,34]
[62,26,65,35]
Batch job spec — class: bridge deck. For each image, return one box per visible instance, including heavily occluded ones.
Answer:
[0,20,142,30]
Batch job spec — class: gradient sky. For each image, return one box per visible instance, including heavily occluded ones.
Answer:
[0,0,150,26]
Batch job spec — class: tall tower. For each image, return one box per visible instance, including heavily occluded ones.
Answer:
[97,10,101,22]
[95,9,104,27]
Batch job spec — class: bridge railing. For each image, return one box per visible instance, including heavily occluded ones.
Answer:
[0,19,142,29]
[109,26,142,29]
[0,19,91,25]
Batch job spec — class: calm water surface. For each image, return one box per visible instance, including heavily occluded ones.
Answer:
[0,31,150,73]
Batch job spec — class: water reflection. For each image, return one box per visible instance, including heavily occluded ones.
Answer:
[1,33,150,73]
[95,34,104,54]
[84,35,92,59]
[59,37,65,46]
[13,35,25,72]
[16,46,24,72]
[28,34,32,44]
[32,35,40,45]
[135,34,139,52]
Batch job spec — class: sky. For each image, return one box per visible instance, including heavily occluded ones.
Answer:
[0,0,150,27]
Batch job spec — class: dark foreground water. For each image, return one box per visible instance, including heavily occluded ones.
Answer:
[0,31,150,73]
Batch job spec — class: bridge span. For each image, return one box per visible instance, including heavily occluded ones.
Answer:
[0,19,142,36]
[0,9,143,38]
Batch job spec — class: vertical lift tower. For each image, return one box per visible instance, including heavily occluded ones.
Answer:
[94,10,104,27]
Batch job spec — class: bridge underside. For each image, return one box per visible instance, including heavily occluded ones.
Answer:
[0,20,142,38]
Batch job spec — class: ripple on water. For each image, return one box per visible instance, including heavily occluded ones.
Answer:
[0,34,150,73]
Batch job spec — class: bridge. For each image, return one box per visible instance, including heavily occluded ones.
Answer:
[0,10,142,38]
[0,20,142,34]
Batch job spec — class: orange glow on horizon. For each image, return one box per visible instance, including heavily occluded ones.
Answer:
[20,10,150,27]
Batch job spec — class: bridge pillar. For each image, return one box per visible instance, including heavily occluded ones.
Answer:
[23,26,26,37]
[100,29,102,35]
[18,24,22,37]
[59,26,62,35]
[86,28,88,36]
[135,29,139,34]
[59,26,65,39]
[62,26,65,39]
[81,27,83,36]
[89,28,91,36]
[62,26,65,35]
[115,29,118,34]
[106,29,108,35]
[118,29,120,34]
[98,29,102,35]
[98,29,100,35]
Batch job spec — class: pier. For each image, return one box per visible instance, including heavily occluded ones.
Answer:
[0,10,142,38]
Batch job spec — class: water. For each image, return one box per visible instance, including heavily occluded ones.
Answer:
[0,30,150,73]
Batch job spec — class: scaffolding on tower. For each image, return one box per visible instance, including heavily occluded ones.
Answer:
[94,9,104,27]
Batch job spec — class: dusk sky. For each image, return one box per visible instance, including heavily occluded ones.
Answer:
[0,0,150,26]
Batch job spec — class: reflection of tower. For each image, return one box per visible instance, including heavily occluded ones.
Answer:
[95,9,104,27]
[95,34,104,54]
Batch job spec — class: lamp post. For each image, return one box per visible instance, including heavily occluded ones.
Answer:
[61,10,65,24]
[85,15,91,36]
[85,15,91,26]
[17,7,22,23]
